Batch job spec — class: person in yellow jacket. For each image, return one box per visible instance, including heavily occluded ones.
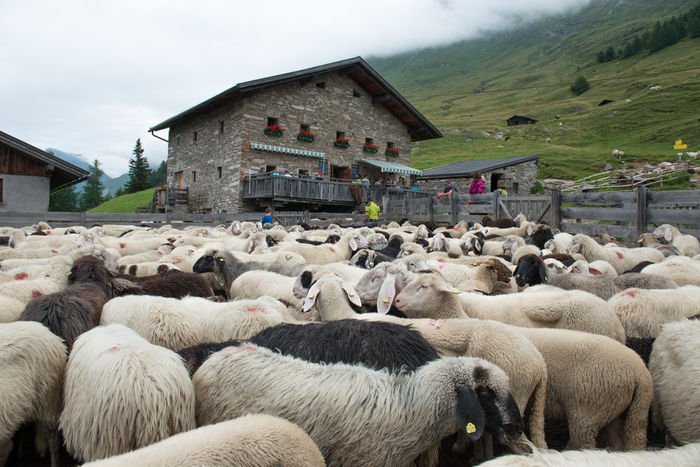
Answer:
[365,196,381,227]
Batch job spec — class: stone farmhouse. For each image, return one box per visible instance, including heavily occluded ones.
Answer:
[149,57,441,213]
[418,154,541,194]
[0,130,88,212]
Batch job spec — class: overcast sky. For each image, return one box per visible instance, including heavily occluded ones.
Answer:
[0,0,591,177]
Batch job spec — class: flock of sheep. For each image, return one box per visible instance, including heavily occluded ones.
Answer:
[0,213,699,466]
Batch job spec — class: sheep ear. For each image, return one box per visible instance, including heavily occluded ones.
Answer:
[377,274,397,314]
[456,384,486,441]
[538,262,548,283]
[302,282,321,312]
[527,224,534,236]
[474,238,483,255]
[437,282,460,294]
[664,227,673,242]
[349,237,358,251]
[341,281,362,307]
[589,267,602,276]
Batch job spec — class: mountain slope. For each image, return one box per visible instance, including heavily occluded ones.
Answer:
[368,0,700,181]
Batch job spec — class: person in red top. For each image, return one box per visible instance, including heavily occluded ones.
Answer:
[469,172,486,194]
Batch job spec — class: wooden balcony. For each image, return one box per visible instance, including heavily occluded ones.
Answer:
[241,175,430,209]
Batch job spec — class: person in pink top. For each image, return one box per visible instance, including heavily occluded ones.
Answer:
[469,172,486,194]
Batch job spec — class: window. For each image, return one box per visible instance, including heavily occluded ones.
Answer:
[267,117,278,127]
[176,136,181,146]
[298,169,306,177]
[318,160,328,175]
[266,165,276,173]
[386,141,395,149]
[336,131,345,139]
[193,131,198,142]
[365,137,373,145]
[217,166,222,178]
[0,178,3,203]
[219,121,224,134]
[192,171,197,182]
[353,89,361,98]
[316,82,326,89]
[300,124,310,132]
[513,182,519,193]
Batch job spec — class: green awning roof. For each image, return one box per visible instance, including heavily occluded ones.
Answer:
[358,158,422,176]
[251,142,325,159]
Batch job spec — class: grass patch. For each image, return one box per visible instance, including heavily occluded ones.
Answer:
[90,188,155,213]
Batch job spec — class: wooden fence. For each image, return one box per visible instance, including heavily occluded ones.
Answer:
[382,187,700,241]
[0,210,365,229]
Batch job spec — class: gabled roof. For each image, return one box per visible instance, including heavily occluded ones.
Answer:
[149,57,442,142]
[419,155,541,179]
[358,158,422,176]
[0,130,89,191]
[506,115,537,123]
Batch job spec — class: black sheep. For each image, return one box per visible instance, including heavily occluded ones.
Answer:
[625,336,655,365]
[179,319,439,376]
[20,255,119,349]
[119,269,214,298]
[481,216,516,229]
[377,234,403,258]
[527,225,554,249]
[513,254,547,287]
[295,234,341,245]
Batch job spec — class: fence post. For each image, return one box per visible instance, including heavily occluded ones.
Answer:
[551,190,561,230]
[382,195,389,221]
[402,192,408,219]
[493,192,501,218]
[428,196,434,223]
[450,194,459,225]
[79,211,86,227]
[636,186,648,237]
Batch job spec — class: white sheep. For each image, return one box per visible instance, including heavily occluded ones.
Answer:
[652,224,700,257]
[479,443,700,466]
[0,295,26,323]
[273,230,367,264]
[609,286,700,338]
[0,321,67,467]
[396,275,626,342]
[515,326,653,450]
[649,85,663,91]
[568,233,664,274]
[568,259,618,276]
[612,149,625,159]
[83,415,325,466]
[641,255,700,286]
[193,342,522,466]
[101,295,291,351]
[231,270,303,310]
[0,261,71,303]
[60,324,196,462]
[544,232,574,254]
[687,151,700,159]
[648,320,700,443]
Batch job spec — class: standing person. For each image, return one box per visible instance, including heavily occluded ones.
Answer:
[495,179,508,196]
[261,208,273,226]
[365,196,381,227]
[361,175,370,186]
[353,174,363,185]
[436,180,458,198]
[469,172,486,194]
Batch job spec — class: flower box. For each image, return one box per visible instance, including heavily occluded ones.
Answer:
[385,147,400,156]
[334,137,350,148]
[297,130,316,142]
[264,125,284,136]
[363,142,379,153]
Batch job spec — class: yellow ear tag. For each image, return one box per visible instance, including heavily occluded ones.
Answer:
[382,297,389,303]
[466,423,476,434]
[308,294,315,299]
[348,292,355,296]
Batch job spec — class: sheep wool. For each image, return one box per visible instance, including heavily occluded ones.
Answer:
[60,324,196,462]
[648,320,700,443]
[193,343,522,467]
[83,415,325,467]
[0,321,67,467]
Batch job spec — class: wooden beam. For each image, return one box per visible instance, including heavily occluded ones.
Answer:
[372,94,391,104]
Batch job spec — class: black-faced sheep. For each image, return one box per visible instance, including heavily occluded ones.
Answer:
[193,343,522,466]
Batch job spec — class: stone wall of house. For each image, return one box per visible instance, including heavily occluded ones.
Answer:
[166,71,413,213]
[416,161,539,195]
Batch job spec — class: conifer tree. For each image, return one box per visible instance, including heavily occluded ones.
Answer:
[79,159,105,211]
[49,185,79,211]
[570,75,590,96]
[125,138,150,193]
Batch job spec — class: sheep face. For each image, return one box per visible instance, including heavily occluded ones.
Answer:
[652,225,674,242]
[513,255,547,287]
[192,252,221,274]
[393,276,459,314]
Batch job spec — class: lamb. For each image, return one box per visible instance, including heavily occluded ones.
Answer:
[641,255,700,286]
[193,248,307,299]
[82,415,325,467]
[568,233,664,274]
[648,320,700,443]
[300,274,548,450]
[193,343,522,466]
[514,254,677,300]
[479,443,700,466]
[609,286,700,338]
[0,321,67,467]
[652,224,700,257]
[394,274,626,342]
[60,324,196,462]
[101,295,290,351]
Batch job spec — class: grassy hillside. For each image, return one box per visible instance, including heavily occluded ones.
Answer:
[369,0,700,182]
[90,188,155,213]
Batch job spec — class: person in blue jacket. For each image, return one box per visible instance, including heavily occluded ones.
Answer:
[261,208,273,225]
